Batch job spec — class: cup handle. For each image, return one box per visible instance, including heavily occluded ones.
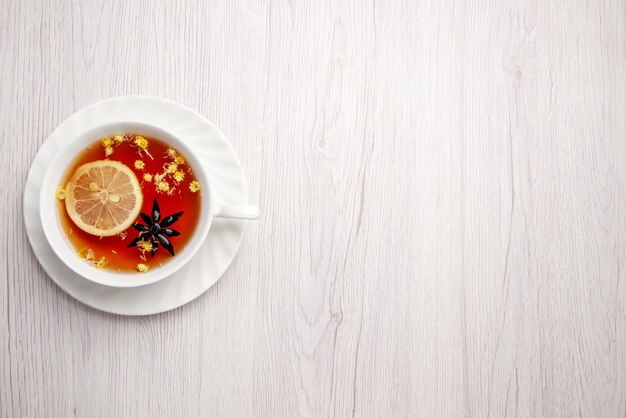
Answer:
[214,204,259,220]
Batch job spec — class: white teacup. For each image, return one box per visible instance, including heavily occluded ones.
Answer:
[39,121,258,288]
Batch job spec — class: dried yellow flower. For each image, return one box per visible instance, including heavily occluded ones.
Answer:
[105,146,114,157]
[95,257,108,269]
[166,163,178,173]
[55,187,67,200]
[101,137,112,148]
[113,135,125,143]
[134,160,145,170]
[157,181,170,192]
[78,248,94,260]
[138,240,153,251]
[143,173,153,182]
[134,135,148,149]
[166,148,177,158]
[189,180,201,193]
[136,263,149,273]
[173,171,185,183]
[175,155,185,165]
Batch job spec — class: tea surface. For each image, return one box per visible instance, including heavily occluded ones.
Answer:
[58,135,202,272]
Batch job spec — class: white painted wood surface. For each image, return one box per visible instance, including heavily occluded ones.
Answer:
[2,0,625,417]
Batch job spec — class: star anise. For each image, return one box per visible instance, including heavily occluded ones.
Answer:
[128,198,183,256]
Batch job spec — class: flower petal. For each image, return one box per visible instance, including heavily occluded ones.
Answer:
[160,211,183,227]
[140,213,152,226]
[162,228,181,237]
[151,198,161,223]
[156,233,175,256]
[127,237,142,248]
[132,223,149,231]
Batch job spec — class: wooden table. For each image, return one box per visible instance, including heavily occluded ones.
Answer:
[2,1,625,417]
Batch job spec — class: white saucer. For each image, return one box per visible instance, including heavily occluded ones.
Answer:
[23,96,249,315]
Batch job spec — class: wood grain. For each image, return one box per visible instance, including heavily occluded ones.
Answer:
[2,0,625,417]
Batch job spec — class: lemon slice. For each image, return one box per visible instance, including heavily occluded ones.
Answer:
[65,160,143,236]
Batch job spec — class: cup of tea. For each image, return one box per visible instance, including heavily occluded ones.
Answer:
[39,121,258,288]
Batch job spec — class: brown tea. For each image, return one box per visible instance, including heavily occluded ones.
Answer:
[56,134,201,273]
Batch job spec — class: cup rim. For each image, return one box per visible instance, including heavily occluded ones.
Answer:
[39,121,213,288]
